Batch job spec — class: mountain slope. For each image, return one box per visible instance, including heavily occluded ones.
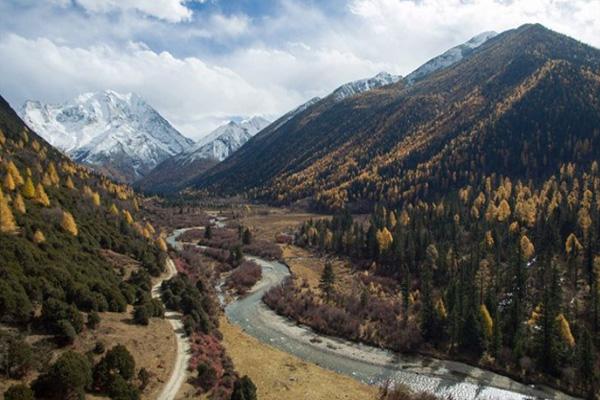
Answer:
[0,93,166,327]
[190,24,600,211]
[331,72,401,101]
[135,116,270,194]
[21,90,193,183]
[405,31,497,83]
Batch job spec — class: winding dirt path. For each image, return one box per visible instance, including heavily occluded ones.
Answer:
[152,258,191,400]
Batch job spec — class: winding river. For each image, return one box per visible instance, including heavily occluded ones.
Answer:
[167,225,577,400]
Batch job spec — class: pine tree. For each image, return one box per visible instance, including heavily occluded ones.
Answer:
[242,227,252,245]
[0,197,18,234]
[61,211,78,236]
[319,262,336,301]
[204,224,212,239]
[576,328,596,394]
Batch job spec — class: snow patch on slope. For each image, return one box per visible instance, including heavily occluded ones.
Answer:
[20,90,193,180]
[406,31,497,84]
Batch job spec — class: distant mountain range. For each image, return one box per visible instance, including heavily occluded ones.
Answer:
[134,117,270,194]
[188,24,600,211]
[20,90,194,183]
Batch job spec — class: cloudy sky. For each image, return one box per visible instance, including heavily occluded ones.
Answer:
[1,0,599,140]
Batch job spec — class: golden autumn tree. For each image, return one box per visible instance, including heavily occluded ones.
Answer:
[34,183,50,207]
[13,193,26,214]
[0,197,18,234]
[91,192,101,207]
[556,314,575,348]
[122,209,133,224]
[480,304,493,338]
[6,161,24,186]
[3,173,15,191]
[61,211,78,236]
[435,298,447,320]
[496,199,511,222]
[22,177,35,199]
[109,203,119,216]
[155,237,168,252]
[520,235,535,260]
[565,233,583,255]
[33,229,46,244]
[65,176,75,190]
[376,227,393,253]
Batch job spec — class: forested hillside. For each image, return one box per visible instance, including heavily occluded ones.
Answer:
[281,163,600,397]
[192,24,600,213]
[0,95,168,398]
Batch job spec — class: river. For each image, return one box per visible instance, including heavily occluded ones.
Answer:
[168,225,577,400]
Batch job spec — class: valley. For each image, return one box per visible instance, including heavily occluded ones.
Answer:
[2,5,600,399]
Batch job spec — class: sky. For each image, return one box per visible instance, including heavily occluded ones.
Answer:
[0,0,599,140]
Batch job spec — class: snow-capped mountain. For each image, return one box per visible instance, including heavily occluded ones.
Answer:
[330,72,401,102]
[406,31,498,84]
[20,90,194,182]
[181,116,271,164]
[135,116,270,194]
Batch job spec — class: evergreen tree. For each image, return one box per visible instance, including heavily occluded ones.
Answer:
[319,262,336,302]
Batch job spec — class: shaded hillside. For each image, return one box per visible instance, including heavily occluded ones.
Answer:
[135,156,217,194]
[192,24,600,211]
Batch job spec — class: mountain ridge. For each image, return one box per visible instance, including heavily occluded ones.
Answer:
[20,90,193,183]
[135,116,270,194]
[188,24,600,211]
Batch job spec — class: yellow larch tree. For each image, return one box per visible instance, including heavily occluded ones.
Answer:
[0,197,18,234]
[435,298,447,320]
[33,229,46,244]
[91,192,101,207]
[565,233,583,255]
[3,173,15,191]
[520,235,535,260]
[109,203,119,216]
[47,162,60,186]
[6,161,24,186]
[34,183,50,207]
[556,313,575,348]
[65,176,75,190]
[122,209,133,224]
[376,227,393,253]
[22,177,35,199]
[13,193,26,214]
[480,304,493,338]
[496,199,511,222]
[155,237,168,252]
[61,211,78,236]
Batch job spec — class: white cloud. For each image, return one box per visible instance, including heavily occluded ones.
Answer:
[1,0,600,142]
[0,34,285,139]
[74,0,203,23]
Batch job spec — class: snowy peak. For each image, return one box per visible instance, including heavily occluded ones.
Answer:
[20,90,193,182]
[181,116,271,164]
[406,31,498,84]
[330,72,401,102]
